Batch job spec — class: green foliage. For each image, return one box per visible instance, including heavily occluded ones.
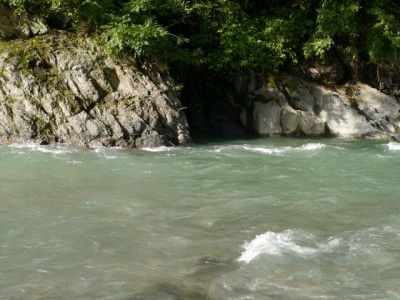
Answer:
[0,0,35,14]
[45,0,117,30]
[186,0,313,76]
[303,37,333,59]
[303,0,400,67]
[1,0,117,30]
[192,1,283,75]
[304,0,361,59]
[367,1,400,65]
[3,0,400,79]
[105,18,170,58]
[102,0,190,67]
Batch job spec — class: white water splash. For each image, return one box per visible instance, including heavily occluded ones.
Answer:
[242,146,291,155]
[238,230,339,264]
[299,143,326,151]
[141,146,177,152]
[9,143,75,155]
[67,160,83,164]
[242,143,326,155]
[91,146,127,159]
[386,142,400,151]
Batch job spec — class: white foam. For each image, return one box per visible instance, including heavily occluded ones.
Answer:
[67,160,83,164]
[212,147,224,153]
[90,146,124,159]
[9,143,74,155]
[242,143,326,155]
[104,155,117,159]
[299,143,326,151]
[243,146,290,155]
[141,146,176,152]
[386,142,400,151]
[238,230,338,264]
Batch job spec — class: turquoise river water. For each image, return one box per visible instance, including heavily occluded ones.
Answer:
[1,138,400,299]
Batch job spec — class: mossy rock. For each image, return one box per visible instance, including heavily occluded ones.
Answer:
[267,73,278,90]
[286,77,300,92]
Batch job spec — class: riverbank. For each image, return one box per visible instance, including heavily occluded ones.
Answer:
[1,4,400,147]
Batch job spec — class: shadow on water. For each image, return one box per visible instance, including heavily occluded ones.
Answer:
[190,133,260,146]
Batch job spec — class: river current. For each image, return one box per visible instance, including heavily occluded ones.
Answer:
[1,138,399,299]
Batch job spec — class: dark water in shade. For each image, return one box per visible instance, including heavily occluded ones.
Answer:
[1,138,400,299]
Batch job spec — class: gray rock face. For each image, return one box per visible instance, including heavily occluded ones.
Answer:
[244,75,400,140]
[0,4,48,39]
[0,34,191,148]
[312,85,379,137]
[253,101,282,135]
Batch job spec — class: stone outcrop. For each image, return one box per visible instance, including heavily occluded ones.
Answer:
[1,4,399,146]
[0,4,48,39]
[0,34,190,148]
[241,75,400,140]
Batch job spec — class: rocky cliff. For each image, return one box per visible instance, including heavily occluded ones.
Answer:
[0,33,190,148]
[0,3,48,39]
[236,74,400,141]
[1,4,399,147]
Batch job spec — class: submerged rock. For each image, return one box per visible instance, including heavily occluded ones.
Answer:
[0,34,190,148]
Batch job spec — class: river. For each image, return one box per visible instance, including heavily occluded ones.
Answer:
[1,138,400,299]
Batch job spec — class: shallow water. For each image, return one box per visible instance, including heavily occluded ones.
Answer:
[1,138,400,299]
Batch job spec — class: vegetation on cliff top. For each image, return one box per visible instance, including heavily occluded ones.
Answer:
[2,0,400,80]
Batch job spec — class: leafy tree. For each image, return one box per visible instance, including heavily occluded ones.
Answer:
[103,0,190,65]
[367,0,400,66]
[180,0,314,76]
[303,0,400,69]
[2,0,400,80]
[303,0,362,59]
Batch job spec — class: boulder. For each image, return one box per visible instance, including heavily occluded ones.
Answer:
[250,74,399,140]
[311,85,379,137]
[353,83,400,123]
[299,111,326,136]
[281,107,300,135]
[253,101,282,135]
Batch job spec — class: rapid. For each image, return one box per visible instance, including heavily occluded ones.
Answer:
[1,138,399,299]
